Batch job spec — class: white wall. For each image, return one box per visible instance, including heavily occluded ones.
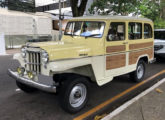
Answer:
[35,0,66,7]
[0,33,6,55]
[0,9,52,35]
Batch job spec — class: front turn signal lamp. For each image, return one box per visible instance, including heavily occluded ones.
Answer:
[17,67,25,76]
[27,72,34,79]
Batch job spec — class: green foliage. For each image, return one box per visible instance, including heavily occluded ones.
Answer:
[89,0,140,15]
[139,0,160,21]
[154,18,165,29]
[160,0,165,19]
[89,0,165,29]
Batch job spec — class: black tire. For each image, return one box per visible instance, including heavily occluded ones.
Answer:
[130,60,146,82]
[16,81,37,93]
[59,75,89,113]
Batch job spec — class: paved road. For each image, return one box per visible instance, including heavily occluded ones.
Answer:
[0,55,165,120]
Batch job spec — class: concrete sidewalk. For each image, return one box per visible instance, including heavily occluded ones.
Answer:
[104,79,165,120]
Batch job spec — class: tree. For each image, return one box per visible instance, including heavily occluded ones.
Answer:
[139,0,160,21]
[89,0,140,16]
[70,0,88,17]
[160,0,165,20]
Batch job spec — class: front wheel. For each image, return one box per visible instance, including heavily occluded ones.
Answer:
[59,76,89,113]
[130,60,146,82]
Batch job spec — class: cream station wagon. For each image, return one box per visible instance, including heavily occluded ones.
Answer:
[8,16,154,113]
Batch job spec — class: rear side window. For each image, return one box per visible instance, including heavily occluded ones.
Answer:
[144,24,152,39]
[129,22,142,40]
[107,22,125,41]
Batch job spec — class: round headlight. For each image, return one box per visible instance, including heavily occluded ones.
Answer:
[21,48,26,58]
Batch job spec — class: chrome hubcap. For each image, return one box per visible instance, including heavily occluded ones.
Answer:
[69,83,87,108]
[137,64,144,79]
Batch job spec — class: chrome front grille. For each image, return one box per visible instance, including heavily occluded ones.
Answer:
[27,51,41,73]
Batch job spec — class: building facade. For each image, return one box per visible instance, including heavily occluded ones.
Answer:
[35,0,95,16]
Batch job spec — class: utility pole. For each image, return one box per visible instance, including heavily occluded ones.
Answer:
[59,0,62,40]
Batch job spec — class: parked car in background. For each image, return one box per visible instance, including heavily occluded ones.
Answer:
[154,29,165,58]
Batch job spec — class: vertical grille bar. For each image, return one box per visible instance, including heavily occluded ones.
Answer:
[27,51,41,73]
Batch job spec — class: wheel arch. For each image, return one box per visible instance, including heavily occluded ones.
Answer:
[52,64,96,84]
[138,55,149,64]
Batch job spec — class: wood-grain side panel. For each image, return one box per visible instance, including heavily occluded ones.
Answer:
[106,45,126,53]
[106,54,126,70]
[129,42,153,50]
[129,48,153,65]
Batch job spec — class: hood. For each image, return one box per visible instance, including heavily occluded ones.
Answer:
[154,39,165,45]
[29,41,91,61]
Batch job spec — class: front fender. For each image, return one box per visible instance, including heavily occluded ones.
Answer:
[48,57,92,73]
[13,53,25,67]
[46,56,106,86]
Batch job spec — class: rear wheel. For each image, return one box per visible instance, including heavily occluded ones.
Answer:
[130,60,146,82]
[59,75,89,113]
[16,81,37,93]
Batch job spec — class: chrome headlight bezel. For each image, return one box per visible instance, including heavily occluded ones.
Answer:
[41,50,49,64]
[21,47,26,58]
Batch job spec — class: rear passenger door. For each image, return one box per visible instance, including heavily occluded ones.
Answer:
[105,21,128,77]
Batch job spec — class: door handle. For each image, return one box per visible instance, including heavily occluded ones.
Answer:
[123,42,128,45]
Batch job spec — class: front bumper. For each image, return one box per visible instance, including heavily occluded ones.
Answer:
[8,69,56,93]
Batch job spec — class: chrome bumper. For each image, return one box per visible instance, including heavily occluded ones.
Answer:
[8,69,56,93]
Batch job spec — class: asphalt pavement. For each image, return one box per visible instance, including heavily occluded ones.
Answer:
[0,55,165,120]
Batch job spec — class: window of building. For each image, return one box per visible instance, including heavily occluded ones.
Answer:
[107,22,125,41]
[144,24,152,39]
[129,22,142,40]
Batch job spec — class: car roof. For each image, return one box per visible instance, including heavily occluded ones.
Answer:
[71,15,152,22]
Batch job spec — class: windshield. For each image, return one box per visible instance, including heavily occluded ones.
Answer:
[154,31,165,40]
[64,21,105,38]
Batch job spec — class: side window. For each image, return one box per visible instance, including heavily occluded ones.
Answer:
[65,22,74,35]
[107,22,125,41]
[64,22,82,36]
[81,22,105,38]
[73,22,82,36]
[129,22,142,40]
[144,24,152,39]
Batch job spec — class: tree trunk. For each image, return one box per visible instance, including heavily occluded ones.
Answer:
[70,0,88,17]
[160,0,165,20]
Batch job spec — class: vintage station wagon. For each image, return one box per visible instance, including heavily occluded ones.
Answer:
[8,16,154,113]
